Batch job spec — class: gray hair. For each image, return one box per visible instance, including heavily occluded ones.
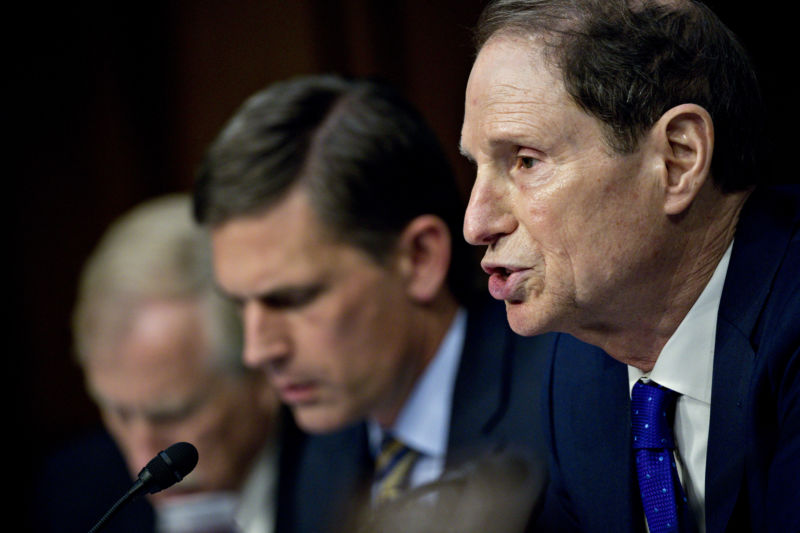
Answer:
[72,194,243,372]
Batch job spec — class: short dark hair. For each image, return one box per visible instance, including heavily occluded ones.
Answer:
[194,74,475,302]
[475,0,764,193]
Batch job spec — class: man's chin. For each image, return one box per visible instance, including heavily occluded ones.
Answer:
[291,404,355,435]
[505,300,548,337]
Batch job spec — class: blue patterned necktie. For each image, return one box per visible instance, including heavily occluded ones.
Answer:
[631,381,691,533]
[373,434,419,504]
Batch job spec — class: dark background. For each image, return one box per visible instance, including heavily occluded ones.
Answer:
[14,0,792,503]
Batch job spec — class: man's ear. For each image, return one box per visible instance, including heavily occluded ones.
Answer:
[652,104,714,215]
[394,215,452,304]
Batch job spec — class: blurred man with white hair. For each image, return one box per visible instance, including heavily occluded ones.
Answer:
[36,194,280,533]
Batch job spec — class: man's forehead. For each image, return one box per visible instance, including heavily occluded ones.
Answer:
[85,310,221,412]
[212,187,324,243]
[86,354,214,414]
[210,189,369,297]
[462,36,582,154]
[470,35,564,101]
[211,191,320,262]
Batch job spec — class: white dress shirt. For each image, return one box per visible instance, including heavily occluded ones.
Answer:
[235,441,278,533]
[628,242,733,533]
[368,308,467,494]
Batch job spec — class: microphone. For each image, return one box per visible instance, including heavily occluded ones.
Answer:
[88,442,199,533]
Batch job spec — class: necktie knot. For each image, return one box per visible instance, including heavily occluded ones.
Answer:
[373,434,419,504]
[631,380,690,533]
[631,381,678,450]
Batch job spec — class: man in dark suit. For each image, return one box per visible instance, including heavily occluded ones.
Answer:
[460,1,798,532]
[194,74,551,533]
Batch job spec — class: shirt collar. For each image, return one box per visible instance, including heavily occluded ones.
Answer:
[368,308,467,459]
[628,242,733,404]
[236,440,277,533]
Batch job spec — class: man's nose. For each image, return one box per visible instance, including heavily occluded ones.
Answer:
[123,419,171,474]
[241,301,291,369]
[463,169,516,246]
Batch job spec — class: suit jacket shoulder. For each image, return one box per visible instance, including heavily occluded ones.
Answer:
[709,185,799,532]
[32,428,156,533]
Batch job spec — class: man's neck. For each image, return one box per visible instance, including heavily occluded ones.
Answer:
[372,294,460,427]
[574,189,749,371]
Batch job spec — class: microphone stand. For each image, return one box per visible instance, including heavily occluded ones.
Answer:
[86,442,197,533]
[87,479,146,533]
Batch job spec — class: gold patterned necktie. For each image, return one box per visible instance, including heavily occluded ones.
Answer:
[373,434,420,504]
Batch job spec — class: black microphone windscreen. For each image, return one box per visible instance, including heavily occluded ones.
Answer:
[88,442,200,533]
[139,442,199,494]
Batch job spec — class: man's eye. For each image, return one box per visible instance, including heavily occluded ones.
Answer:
[517,156,537,169]
[108,408,133,425]
[263,285,323,310]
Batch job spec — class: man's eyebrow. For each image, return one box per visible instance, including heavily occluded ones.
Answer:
[258,284,324,307]
[219,282,325,309]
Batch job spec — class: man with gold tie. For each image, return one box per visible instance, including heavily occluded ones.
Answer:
[194,74,551,533]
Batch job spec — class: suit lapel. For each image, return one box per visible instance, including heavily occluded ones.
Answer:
[277,417,371,533]
[705,187,798,532]
[705,320,753,533]
[446,299,514,460]
[552,335,641,532]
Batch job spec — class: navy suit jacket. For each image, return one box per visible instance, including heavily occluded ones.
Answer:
[534,185,800,532]
[33,428,156,533]
[274,297,553,533]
